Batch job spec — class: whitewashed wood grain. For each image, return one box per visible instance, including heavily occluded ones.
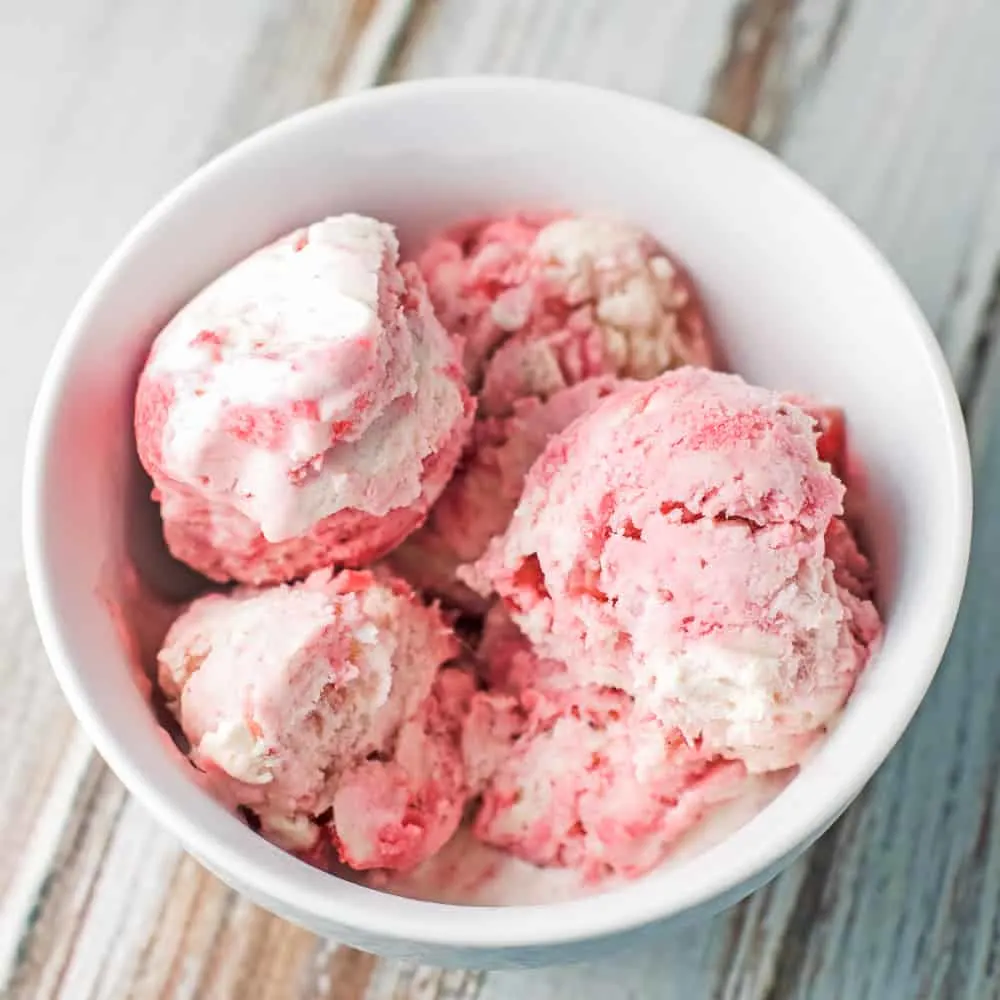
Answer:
[4,0,1000,997]
[390,0,738,112]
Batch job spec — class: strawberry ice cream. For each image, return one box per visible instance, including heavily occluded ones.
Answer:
[389,376,627,609]
[157,568,468,870]
[470,367,881,772]
[141,206,883,893]
[135,214,473,584]
[333,665,473,871]
[462,608,747,880]
[787,398,847,477]
[419,214,712,416]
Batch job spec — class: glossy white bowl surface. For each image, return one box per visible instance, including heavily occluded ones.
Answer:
[23,78,971,968]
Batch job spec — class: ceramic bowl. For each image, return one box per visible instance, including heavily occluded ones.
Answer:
[23,77,972,968]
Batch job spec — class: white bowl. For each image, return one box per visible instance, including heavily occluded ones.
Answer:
[23,77,972,968]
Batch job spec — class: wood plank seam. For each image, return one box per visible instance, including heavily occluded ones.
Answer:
[705,0,796,143]
[958,263,1000,419]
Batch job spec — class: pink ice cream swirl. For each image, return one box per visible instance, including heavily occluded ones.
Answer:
[468,367,882,774]
[462,607,747,881]
[157,568,470,871]
[419,213,713,417]
[136,214,473,585]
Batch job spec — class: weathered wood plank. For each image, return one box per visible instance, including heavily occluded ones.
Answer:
[705,0,796,139]
[0,578,88,927]
[207,0,413,153]
[390,0,740,112]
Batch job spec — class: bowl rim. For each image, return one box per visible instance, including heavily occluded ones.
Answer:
[22,75,973,952]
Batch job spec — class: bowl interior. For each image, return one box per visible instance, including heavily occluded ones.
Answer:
[25,80,970,951]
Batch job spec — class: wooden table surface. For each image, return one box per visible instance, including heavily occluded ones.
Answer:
[3,1,1000,996]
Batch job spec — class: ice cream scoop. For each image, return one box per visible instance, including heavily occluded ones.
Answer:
[470,367,881,772]
[135,214,473,584]
[462,608,746,880]
[157,568,468,869]
[419,214,712,416]
[333,665,474,871]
